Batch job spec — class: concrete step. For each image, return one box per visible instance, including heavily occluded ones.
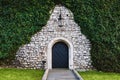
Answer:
[47,69,80,80]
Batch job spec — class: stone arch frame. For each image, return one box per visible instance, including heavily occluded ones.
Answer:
[47,37,74,69]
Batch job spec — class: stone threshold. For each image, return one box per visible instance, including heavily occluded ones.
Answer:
[42,69,83,80]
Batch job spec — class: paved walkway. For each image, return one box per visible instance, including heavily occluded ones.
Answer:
[47,69,80,80]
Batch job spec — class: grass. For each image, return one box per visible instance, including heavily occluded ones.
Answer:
[0,68,44,80]
[78,70,120,80]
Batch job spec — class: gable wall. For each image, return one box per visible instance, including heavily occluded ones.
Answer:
[16,5,91,70]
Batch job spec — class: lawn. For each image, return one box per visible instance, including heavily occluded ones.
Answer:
[79,71,120,80]
[0,68,44,80]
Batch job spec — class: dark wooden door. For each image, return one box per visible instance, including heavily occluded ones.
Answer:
[52,42,68,68]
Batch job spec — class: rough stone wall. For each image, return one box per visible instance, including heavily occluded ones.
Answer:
[16,5,91,70]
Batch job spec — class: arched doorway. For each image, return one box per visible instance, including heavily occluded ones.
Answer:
[52,42,69,68]
[47,37,73,69]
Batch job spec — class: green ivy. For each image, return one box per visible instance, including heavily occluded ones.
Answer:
[0,0,120,72]
[0,0,55,64]
[61,0,120,72]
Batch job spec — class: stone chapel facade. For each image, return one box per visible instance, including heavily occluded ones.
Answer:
[16,5,91,71]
